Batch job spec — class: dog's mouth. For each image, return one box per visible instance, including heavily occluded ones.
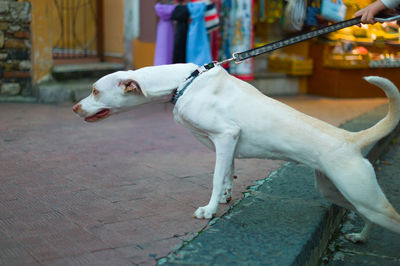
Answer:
[84,109,110,122]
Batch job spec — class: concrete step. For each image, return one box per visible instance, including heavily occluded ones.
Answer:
[52,62,124,81]
[0,96,37,103]
[36,79,96,103]
[250,55,300,96]
[37,62,125,103]
[249,72,299,96]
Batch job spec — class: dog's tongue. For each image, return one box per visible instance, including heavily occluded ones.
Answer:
[85,109,110,122]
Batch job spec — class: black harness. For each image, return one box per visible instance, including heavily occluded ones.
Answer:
[171,62,217,104]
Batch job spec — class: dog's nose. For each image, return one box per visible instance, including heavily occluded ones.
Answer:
[72,103,82,114]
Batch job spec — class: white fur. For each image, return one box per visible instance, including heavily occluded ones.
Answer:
[73,63,400,242]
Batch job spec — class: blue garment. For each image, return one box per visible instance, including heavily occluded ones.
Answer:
[186,2,212,66]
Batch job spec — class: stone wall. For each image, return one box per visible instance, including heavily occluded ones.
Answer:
[0,0,31,98]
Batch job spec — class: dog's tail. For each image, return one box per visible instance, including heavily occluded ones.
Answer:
[352,76,400,150]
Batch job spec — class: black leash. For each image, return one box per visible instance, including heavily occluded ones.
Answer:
[233,15,400,64]
[233,17,361,63]
[230,15,400,63]
[172,15,400,104]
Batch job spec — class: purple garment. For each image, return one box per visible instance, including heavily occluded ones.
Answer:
[154,3,176,66]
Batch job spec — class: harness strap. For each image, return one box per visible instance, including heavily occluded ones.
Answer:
[171,62,216,104]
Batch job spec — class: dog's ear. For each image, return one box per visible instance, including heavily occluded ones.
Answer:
[120,79,142,94]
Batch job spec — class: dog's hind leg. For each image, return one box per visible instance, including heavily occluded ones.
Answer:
[345,221,375,243]
[325,156,400,236]
[315,170,355,210]
[193,128,240,219]
[315,170,374,243]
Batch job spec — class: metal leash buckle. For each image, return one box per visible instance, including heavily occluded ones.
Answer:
[232,52,243,64]
[215,56,236,66]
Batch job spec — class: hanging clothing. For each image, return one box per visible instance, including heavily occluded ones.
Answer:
[171,5,190,64]
[219,0,231,65]
[190,0,220,32]
[154,3,176,66]
[209,0,221,62]
[186,2,212,66]
[222,0,253,80]
[204,0,220,32]
[209,29,219,61]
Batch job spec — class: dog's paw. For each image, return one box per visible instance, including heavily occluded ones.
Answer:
[344,233,367,244]
[193,206,217,219]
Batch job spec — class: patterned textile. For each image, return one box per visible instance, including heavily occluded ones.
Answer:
[204,0,220,32]
[220,0,253,79]
[190,0,220,32]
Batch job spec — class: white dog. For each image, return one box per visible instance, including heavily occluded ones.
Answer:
[73,63,400,243]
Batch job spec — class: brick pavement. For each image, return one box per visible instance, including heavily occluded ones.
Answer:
[0,97,387,265]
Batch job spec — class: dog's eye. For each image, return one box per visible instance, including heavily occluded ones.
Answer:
[92,88,100,96]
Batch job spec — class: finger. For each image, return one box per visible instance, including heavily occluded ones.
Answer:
[361,13,369,24]
[354,9,364,17]
[366,12,376,24]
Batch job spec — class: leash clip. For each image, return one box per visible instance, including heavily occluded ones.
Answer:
[232,52,244,64]
[214,53,243,66]
[216,56,235,66]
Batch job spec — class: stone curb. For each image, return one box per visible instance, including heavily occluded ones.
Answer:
[0,95,37,103]
[35,79,96,103]
[159,104,400,265]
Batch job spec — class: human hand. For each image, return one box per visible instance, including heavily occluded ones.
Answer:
[354,0,387,24]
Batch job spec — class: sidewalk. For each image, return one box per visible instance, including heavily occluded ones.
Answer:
[0,97,388,265]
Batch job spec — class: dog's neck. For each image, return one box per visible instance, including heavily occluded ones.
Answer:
[130,63,198,99]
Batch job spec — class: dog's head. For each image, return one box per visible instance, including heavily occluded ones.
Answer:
[73,64,198,122]
[72,71,151,122]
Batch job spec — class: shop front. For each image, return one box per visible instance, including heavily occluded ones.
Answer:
[308,14,400,97]
[253,0,400,97]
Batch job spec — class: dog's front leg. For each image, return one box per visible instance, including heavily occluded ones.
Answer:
[220,160,234,204]
[193,130,240,219]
